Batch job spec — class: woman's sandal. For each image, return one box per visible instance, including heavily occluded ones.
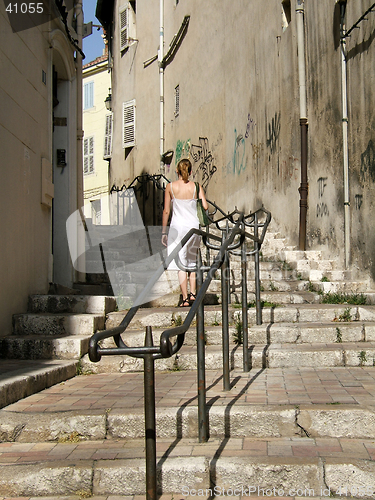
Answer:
[180,297,191,307]
[189,293,197,304]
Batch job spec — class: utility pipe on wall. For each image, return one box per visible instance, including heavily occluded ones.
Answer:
[75,0,85,282]
[296,0,308,251]
[159,0,165,174]
[339,0,350,268]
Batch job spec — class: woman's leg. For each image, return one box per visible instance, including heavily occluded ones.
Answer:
[189,272,196,298]
[178,271,188,300]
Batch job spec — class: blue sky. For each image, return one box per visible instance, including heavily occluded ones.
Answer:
[82,0,106,63]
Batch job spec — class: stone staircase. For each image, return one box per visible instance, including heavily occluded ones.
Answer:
[1,227,375,497]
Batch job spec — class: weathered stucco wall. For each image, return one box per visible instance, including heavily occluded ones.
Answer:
[109,0,375,282]
[0,5,80,335]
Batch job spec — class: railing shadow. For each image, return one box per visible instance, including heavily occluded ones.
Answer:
[208,368,265,499]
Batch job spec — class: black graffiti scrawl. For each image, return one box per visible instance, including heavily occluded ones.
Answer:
[191,137,217,190]
[266,112,281,154]
[360,139,375,183]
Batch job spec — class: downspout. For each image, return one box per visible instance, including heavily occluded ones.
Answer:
[296,0,308,251]
[159,0,165,174]
[75,0,85,282]
[339,0,350,268]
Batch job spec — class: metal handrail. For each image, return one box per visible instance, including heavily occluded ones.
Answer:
[88,217,245,362]
[87,181,272,500]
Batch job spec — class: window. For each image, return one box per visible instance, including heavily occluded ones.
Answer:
[104,114,113,159]
[83,136,94,174]
[122,100,136,148]
[83,81,94,110]
[174,85,180,117]
[91,199,101,225]
[282,0,292,31]
[119,2,136,52]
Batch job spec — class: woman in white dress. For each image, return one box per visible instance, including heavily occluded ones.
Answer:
[162,159,208,307]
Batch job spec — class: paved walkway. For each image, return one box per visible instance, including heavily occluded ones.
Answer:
[3,366,375,413]
[1,367,375,500]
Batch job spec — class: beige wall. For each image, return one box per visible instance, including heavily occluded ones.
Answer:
[108,0,375,283]
[83,60,111,224]
[0,3,81,335]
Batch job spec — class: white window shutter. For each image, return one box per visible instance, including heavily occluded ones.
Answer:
[83,81,94,110]
[104,114,113,159]
[83,136,95,174]
[122,100,136,148]
[120,6,129,51]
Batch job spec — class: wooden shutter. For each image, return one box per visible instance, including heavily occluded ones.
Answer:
[83,136,94,174]
[122,100,135,148]
[120,5,128,51]
[83,81,94,110]
[103,114,113,159]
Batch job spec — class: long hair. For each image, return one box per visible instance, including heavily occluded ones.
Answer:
[177,159,192,182]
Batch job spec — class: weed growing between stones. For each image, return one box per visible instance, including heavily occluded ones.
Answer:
[233,318,243,345]
[358,350,368,366]
[173,314,183,326]
[333,308,352,322]
[58,431,81,443]
[335,327,342,343]
[321,292,367,305]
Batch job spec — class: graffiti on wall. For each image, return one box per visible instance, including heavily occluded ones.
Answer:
[360,139,375,183]
[266,112,281,154]
[175,139,191,165]
[224,113,256,177]
[316,176,329,218]
[190,137,217,190]
[233,130,246,175]
[245,113,256,139]
[355,194,363,210]
[175,136,217,189]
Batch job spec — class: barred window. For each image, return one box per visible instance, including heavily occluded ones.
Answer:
[174,84,180,117]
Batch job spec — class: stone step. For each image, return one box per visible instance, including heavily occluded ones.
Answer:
[312,281,371,294]
[2,403,375,442]
[0,438,374,497]
[99,321,375,349]
[79,341,375,373]
[0,359,77,409]
[106,304,375,331]
[12,313,105,337]
[0,335,90,360]
[73,282,113,296]
[246,321,375,344]
[28,295,116,315]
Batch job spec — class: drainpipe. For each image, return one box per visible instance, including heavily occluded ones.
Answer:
[159,0,165,174]
[296,0,308,251]
[75,0,85,282]
[339,0,350,268]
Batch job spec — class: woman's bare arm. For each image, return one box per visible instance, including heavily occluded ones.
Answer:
[199,184,209,210]
[161,184,172,246]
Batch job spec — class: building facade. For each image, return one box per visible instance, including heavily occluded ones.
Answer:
[96,0,375,283]
[82,53,111,225]
[0,0,84,335]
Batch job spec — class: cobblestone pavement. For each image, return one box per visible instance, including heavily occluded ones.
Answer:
[4,367,375,413]
[1,367,375,500]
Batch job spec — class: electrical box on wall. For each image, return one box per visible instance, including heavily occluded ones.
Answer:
[57,149,67,167]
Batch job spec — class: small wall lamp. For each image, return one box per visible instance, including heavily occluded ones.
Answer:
[104,88,112,111]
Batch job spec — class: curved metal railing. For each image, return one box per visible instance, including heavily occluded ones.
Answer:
[87,188,271,500]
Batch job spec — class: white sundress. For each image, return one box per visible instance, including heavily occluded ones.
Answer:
[167,183,201,271]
